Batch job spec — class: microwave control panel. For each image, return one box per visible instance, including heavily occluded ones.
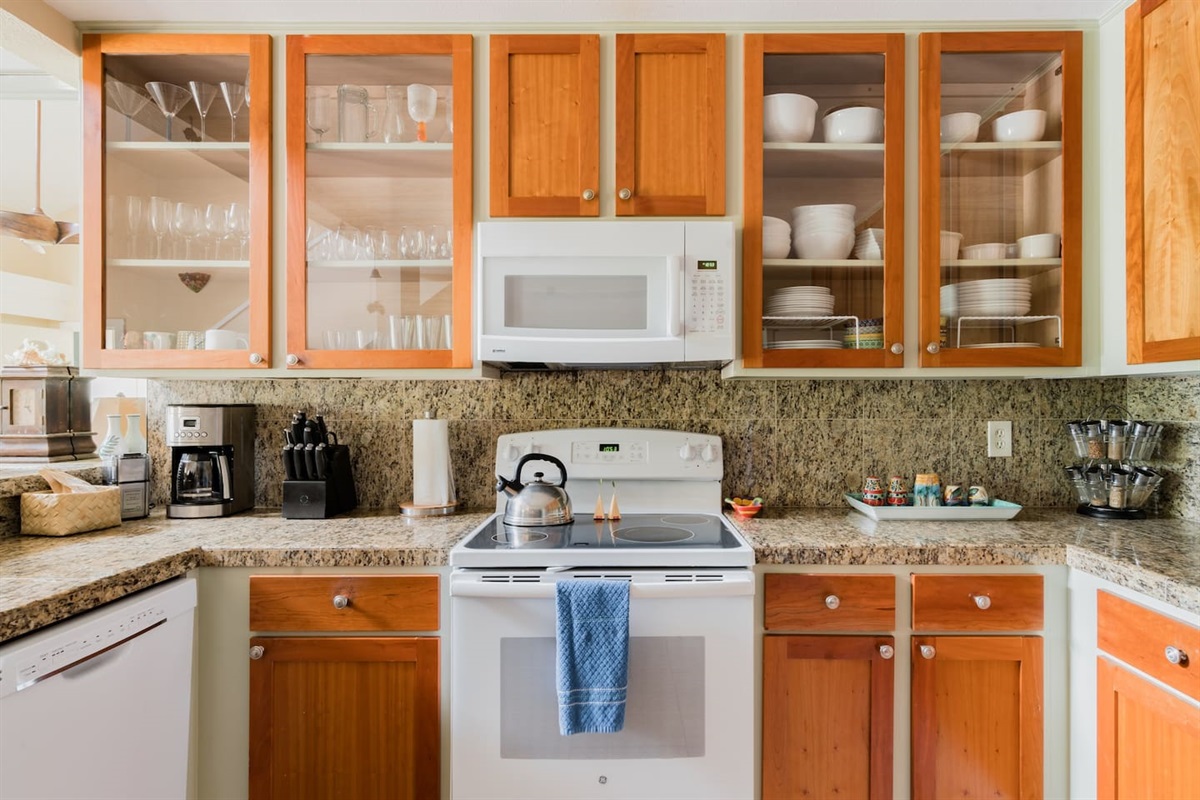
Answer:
[683,222,735,362]
[688,265,727,334]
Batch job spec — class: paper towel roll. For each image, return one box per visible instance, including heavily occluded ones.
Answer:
[413,417,453,506]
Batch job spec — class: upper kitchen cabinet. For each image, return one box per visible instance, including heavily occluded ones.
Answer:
[489,33,724,217]
[918,32,1083,368]
[82,34,272,369]
[1125,0,1200,365]
[742,34,905,368]
[285,35,472,369]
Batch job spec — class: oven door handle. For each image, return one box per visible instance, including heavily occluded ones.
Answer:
[450,574,755,599]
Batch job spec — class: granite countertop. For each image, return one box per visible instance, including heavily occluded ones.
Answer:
[1,506,1197,642]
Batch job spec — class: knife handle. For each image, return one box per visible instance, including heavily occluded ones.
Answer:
[282,445,297,480]
[304,444,318,481]
[292,445,307,480]
[314,443,327,480]
[315,415,329,445]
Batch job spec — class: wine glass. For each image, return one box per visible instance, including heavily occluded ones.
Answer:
[306,88,335,143]
[226,202,251,260]
[107,78,150,142]
[204,203,227,259]
[174,202,203,260]
[445,86,453,138]
[219,82,247,142]
[124,195,145,259]
[145,82,192,142]
[147,196,174,258]
[187,81,218,142]
[406,83,437,143]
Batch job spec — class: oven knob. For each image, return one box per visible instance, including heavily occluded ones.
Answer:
[679,443,696,460]
[505,444,520,462]
[701,444,717,462]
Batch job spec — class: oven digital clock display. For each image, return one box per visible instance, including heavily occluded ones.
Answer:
[599,443,620,453]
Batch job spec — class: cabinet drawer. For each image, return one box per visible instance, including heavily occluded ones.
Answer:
[764,574,895,631]
[249,575,439,632]
[1098,591,1200,702]
[911,574,1043,631]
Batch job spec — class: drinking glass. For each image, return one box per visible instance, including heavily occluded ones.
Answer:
[401,226,427,260]
[227,202,251,260]
[204,203,226,259]
[306,219,332,260]
[219,82,247,142]
[407,83,437,143]
[426,224,450,260]
[174,202,203,260]
[445,86,453,137]
[306,88,335,143]
[145,82,192,142]
[187,81,219,142]
[107,79,150,142]
[366,226,392,260]
[123,195,145,258]
[147,195,174,258]
[383,85,411,143]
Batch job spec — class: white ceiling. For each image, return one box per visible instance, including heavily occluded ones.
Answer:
[44,0,1128,25]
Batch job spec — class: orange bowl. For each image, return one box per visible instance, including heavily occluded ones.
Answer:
[732,504,762,518]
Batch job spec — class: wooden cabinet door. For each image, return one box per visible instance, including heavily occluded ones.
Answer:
[615,33,725,216]
[762,635,894,800]
[1097,657,1200,799]
[249,636,439,800]
[911,636,1043,800]
[1125,0,1200,364]
[489,34,599,217]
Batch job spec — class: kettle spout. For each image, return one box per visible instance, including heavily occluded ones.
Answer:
[495,474,523,497]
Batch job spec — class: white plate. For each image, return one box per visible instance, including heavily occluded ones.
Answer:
[845,493,1023,520]
[766,340,844,349]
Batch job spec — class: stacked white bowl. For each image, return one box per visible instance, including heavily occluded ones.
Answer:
[791,204,856,260]
[764,93,818,143]
[953,277,1032,317]
[822,106,884,144]
[854,228,884,259]
[763,216,792,259]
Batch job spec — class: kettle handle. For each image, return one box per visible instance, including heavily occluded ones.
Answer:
[515,453,568,487]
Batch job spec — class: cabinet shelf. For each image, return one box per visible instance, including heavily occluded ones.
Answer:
[307,260,452,284]
[763,315,862,330]
[107,141,251,180]
[306,143,452,178]
[765,258,883,275]
[943,257,1062,275]
[764,143,884,178]
[940,141,1062,177]
[106,258,249,270]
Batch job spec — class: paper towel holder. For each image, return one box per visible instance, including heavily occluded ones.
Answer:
[401,410,461,517]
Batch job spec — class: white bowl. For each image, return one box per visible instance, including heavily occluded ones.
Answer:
[962,243,1009,260]
[793,230,854,260]
[1017,233,1061,259]
[792,203,856,220]
[822,106,884,144]
[940,231,963,260]
[993,109,1047,143]
[764,93,819,143]
[763,215,791,234]
[940,112,981,143]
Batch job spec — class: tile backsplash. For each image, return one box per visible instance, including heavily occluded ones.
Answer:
[144,373,1197,520]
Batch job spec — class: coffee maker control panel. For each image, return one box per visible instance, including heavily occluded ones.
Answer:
[173,416,211,440]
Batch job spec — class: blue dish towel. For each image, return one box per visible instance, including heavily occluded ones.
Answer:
[555,579,631,735]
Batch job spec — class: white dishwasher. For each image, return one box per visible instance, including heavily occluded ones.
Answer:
[0,577,196,800]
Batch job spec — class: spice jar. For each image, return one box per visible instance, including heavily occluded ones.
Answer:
[1085,467,1108,507]
[1084,421,1105,459]
[1065,421,1088,459]
[1107,420,1128,461]
[1107,468,1130,509]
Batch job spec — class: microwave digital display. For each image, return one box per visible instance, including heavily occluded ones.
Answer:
[599,443,619,453]
[697,260,718,270]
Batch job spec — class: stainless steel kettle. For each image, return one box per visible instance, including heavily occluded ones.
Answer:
[495,454,573,526]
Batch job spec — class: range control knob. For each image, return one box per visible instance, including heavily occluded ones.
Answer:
[701,444,718,462]
[505,444,521,462]
[679,443,696,461]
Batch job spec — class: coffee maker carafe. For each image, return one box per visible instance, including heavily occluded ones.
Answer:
[167,404,255,518]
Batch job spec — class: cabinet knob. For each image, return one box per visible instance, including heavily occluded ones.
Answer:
[972,594,992,610]
[582,189,596,201]
[824,594,840,610]
[333,594,350,609]
[286,353,300,366]
[248,352,263,365]
[618,188,632,201]
[890,342,904,355]
[878,644,895,660]
[1165,645,1189,666]
[249,645,264,660]
[926,342,941,354]
[920,644,936,660]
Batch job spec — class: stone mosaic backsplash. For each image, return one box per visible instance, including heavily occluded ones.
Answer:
[142,373,1194,520]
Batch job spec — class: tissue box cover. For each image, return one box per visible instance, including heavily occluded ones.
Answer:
[20,487,121,536]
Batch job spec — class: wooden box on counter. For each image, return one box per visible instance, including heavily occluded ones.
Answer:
[0,366,96,461]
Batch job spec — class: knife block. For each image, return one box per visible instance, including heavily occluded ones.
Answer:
[282,444,357,519]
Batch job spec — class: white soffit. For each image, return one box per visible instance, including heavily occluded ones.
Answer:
[44,0,1127,25]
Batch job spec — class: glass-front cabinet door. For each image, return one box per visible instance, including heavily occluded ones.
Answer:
[918,32,1082,368]
[285,35,472,369]
[743,34,905,368]
[82,34,272,368]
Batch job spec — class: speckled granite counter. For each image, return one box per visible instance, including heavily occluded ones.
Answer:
[1,507,1197,642]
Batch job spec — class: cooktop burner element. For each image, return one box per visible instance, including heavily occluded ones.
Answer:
[612,526,696,543]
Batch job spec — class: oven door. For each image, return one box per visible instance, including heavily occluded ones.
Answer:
[449,569,754,800]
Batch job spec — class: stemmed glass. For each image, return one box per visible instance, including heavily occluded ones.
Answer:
[204,203,226,259]
[406,83,437,143]
[306,88,335,143]
[445,87,453,139]
[226,202,251,260]
[124,195,145,259]
[145,82,192,142]
[174,202,203,260]
[219,82,247,142]
[147,196,174,258]
[187,81,218,142]
[107,79,150,142]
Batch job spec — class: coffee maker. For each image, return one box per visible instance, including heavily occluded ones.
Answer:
[167,404,255,518]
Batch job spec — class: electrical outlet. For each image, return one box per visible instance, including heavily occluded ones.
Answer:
[988,420,1012,457]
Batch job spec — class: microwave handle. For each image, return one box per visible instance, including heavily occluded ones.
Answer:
[667,256,682,337]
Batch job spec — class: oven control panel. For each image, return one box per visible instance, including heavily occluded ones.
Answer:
[571,440,648,465]
[496,429,722,481]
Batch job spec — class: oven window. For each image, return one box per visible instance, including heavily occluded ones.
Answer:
[504,275,648,330]
[500,636,705,759]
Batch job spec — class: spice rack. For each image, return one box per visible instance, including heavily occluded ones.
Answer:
[1065,405,1167,520]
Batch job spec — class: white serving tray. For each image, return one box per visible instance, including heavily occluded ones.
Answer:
[844,493,1023,521]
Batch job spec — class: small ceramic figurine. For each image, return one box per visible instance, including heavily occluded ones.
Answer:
[968,485,990,506]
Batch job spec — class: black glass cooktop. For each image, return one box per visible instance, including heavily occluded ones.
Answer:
[460,513,744,552]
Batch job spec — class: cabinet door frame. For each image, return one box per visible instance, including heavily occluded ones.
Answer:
[284,34,473,369]
[489,34,600,217]
[81,33,273,369]
[742,33,905,368]
[917,31,1083,368]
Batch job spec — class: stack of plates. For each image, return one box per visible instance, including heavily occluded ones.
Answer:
[843,317,884,348]
[940,284,958,317]
[953,278,1032,317]
[853,228,884,260]
[765,339,844,350]
[766,286,835,317]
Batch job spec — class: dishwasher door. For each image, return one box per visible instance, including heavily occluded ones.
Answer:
[0,578,196,800]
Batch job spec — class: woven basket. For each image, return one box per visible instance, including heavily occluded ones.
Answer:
[20,487,121,536]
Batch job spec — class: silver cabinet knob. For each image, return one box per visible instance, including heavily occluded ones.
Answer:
[920,644,936,660]
[286,353,300,366]
[249,352,263,365]
[249,645,265,660]
[824,594,840,610]
[582,189,595,201]
[1165,646,1189,666]
[926,342,941,354]
[890,342,904,355]
[878,644,895,660]
[618,188,632,201]
[972,594,992,610]
[333,594,350,609]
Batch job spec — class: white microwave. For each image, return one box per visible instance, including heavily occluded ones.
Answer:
[476,220,736,369]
